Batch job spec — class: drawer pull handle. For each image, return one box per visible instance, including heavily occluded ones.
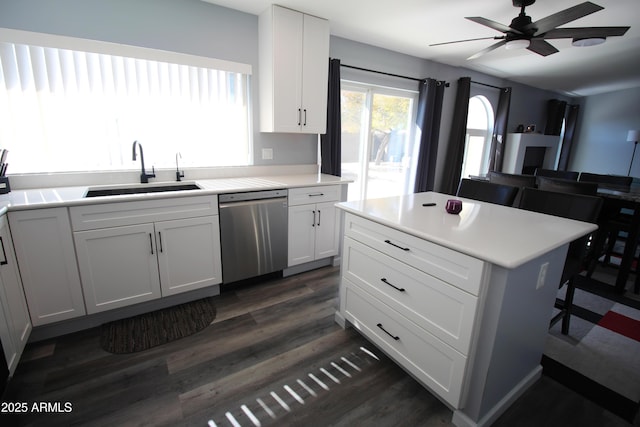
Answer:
[308,193,324,197]
[377,323,400,341]
[384,239,410,251]
[381,278,405,292]
[0,236,8,266]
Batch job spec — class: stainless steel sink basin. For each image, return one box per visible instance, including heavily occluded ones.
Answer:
[84,182,201,198]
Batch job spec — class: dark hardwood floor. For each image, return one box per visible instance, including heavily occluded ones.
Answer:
[2,265,636,426]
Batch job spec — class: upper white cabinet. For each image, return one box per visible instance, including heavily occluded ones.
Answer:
[0,214,31,374]
[9,208,86,326]
[259,5,330,134]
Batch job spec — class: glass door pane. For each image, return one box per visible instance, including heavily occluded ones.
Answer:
[341,83,416,201]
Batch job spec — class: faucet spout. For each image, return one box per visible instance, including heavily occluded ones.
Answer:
[175,152,185,182]
[132,140,156,183]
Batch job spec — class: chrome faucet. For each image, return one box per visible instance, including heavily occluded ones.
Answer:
[132,140,155,183]
[175,152,185,182]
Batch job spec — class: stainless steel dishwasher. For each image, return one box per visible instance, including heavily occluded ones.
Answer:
[218,189,288,284]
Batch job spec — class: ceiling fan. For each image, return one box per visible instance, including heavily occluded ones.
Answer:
[430,0,630,60]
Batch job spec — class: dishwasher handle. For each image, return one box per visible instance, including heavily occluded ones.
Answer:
[219,196,287,210]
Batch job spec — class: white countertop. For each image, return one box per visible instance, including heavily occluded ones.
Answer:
[0,173,349,211]
[336,192,598,269]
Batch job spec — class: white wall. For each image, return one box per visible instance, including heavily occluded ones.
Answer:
[570,87,640,176]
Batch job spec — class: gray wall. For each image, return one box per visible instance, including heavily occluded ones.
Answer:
[570,87,640,176]
[0,0,317,166]
[1,0,573,184]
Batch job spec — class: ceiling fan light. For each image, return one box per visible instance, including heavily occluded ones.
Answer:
[505,39,531,50]
[572,37,606,47]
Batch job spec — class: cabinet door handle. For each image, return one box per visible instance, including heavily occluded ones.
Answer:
[0,236,8,266]
[381,277,405,292]
[317,209,321,226]
[303,109,307,126]
[377,323,400,341]
[298,108,301,126]
[158,231,163,253]
[149,233,154,255]
[312,210,316,227]
[384,239,410,251]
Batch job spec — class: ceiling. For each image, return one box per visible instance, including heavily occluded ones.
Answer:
[201,0,640,97]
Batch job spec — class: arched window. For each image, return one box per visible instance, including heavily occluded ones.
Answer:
[460,95,494,179]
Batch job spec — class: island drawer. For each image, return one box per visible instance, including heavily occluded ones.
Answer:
[288,185,340,206]
[70,195,219,231]
[343,279,466,408]
[343,237,478,355]
[344,213,485,295]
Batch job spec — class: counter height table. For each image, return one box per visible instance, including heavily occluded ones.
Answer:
[334,192,597,427]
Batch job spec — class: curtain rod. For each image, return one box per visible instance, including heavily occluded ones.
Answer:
[471,80,509,91]
[340,63,449,86]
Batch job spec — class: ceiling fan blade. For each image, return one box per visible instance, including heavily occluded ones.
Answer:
[528,1,604,35]
[527,39,559,56]
[467,40,507,60]
[542,26,630,39]
[466,17,521,34]
[430,36,503,47]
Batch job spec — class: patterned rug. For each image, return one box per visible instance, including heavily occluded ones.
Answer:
[543,287,640,422]
[100,297,216,354]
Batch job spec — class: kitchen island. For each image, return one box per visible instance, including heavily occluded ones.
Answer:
[335,192,597,427]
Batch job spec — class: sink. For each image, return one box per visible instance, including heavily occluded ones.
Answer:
[84,182,201,198]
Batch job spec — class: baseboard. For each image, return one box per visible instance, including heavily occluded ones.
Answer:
[452,366,542,427]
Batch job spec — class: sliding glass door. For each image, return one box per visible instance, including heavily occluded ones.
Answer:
[341,82,418,201]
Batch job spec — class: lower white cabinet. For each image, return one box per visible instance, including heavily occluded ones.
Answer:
[8,208,86,326]
[288,186,340,266]
[75,215,222,314]
[0,214,31,374]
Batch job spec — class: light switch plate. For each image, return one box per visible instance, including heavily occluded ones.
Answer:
[262,148,273,160]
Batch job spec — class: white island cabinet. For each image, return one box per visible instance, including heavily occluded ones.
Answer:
[259,5,330,133]
[335,192,597,427]
[70,195,222,314]
[8,207,86,326]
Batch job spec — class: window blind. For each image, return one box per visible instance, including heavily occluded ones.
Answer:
[0,30,251,174]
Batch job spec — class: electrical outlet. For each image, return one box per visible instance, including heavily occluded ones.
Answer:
[262,148,273,160]
[536,262,549,289]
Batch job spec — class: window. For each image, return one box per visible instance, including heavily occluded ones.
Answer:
[341,81,418,201]
[460,95,494,180]
[0,30,252,174]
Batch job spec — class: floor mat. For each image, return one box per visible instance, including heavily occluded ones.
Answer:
[544,290,640,422]
[100,297,216,354]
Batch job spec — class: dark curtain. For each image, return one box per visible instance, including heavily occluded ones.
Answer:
[544,99,568,136]
[413,78,446,193]
[558,104,580,170]
[440,77,471,195]
[488,87,511,172]
[320,58,341,176]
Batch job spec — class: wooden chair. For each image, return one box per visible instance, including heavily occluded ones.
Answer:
[535,176,598,196]
[518,188,603,334]
[534,168,579,181]
[456,179,518,206]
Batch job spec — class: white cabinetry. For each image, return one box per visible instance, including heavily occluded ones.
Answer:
[339,213,484,408]
[259,5,329,133]
[288,186,340,266]
[0,214,31,374]
[9,208,86,326]
[70,196,222,314]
